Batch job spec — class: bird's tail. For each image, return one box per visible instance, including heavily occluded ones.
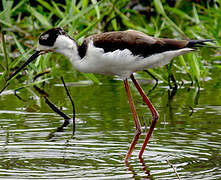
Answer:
[187,39,215,47]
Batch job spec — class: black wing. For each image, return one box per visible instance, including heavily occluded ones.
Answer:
[78,30,213,58]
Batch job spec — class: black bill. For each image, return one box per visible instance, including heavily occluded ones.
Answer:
[0,51,42,94]
[7,51,42,82]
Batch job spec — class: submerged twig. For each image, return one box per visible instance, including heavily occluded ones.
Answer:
[144,70,158,84]
[33,85,49,97]
[144,70,159,93]
[168,87,177,100]
[33,83,72,138]
[170,73,178,90]
[0,82,9,94]
[14,90,26,102]
[167,159,181,180]
[44,97,71,120]
[44,96,71,132]
[189,106,194,116]
[33,69,51,81]
[61,76,76,136]
[167,60,178,91]
[33,77,75,136]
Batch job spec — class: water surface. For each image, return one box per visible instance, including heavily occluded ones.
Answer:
[0,69,220,179]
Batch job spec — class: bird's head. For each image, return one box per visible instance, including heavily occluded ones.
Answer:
[5,28,75,82]
[37,27,74,53]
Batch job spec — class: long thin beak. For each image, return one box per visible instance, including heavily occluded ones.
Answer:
[7,50,42,82]
[0,50,44,94]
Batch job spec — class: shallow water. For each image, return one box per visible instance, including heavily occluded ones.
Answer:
[0,69,221,179]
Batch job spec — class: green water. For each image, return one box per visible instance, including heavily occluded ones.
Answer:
[0,68,220,179]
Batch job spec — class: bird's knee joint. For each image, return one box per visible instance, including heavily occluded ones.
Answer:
[152,113,159,123]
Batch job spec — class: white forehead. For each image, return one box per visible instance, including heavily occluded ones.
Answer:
[40,33,50,40]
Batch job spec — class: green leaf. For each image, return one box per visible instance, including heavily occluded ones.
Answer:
[154,0,166,16]
[83,73,100,84]
[188,53,200,83]
[0,0,13,23]
[1,32,9,70]
[91,0,100,19]
[36,0,63,18]
[58,3,95,27]
[178,55,189,73]
[28,7,52,28]
[11,33,25,55]
[75,18,101,40]
[193,4,200,24]
[51,1,64,18]
[165,7,193,21]
[14,78,53,91]
[82,0,89,8]
[11,0,28,15]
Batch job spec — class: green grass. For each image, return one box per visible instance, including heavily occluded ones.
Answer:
[0,0,220,89]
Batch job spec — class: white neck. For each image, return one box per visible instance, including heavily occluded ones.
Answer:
[54,35,80,60]
[53,35,87,72]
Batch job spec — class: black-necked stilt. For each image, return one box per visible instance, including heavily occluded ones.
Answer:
[3,28,214,162]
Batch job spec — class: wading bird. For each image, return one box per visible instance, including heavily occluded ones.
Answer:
[1,28,213,162]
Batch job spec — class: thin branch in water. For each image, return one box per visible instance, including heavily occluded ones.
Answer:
[170,73,178,90]
[14,90,26,102]
[61,76,76,137]
[166,159,181,180]
[44,96,71,120]
[33,84,72,137]
[0,82,9,95]
[189,106,194,116]
[168,87,177,100]
[44,96,71,133]
[33,69,51,81]
[180,80,184,89]
[144,70,158,83]
[33,85,49,97]
[144,70,159,93]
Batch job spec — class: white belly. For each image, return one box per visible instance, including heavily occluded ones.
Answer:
[72,41,194,79]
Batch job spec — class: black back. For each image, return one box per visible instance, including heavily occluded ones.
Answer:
[81,31,189,58]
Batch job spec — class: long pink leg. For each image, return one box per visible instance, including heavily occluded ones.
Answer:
[130,74,159,158]
[124,78,142,162]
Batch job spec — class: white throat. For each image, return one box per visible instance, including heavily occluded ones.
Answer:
[54,35,81,62]
[37,35,86,73]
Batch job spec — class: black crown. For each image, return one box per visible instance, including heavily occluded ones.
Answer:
[39,27,66,46]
